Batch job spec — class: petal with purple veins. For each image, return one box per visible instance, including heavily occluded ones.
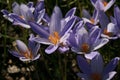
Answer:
[45,45,58,54]
[65,7,76,18]
[60,17,76,37]
[49,6,62,34]
[77,55,91,74]
[103,57,120,75]
[93,38,109,50]
[29,22,49,38]
[91,52,103,74]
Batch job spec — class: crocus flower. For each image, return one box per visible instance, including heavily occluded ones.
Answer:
[90,0,116,12]
[1,0,45,28]
[9,34,40,61]
[99,10,118,39]
[82,9,99,25]
[68,26,109,59]
[29,6,76,54]
[77,52,120,80]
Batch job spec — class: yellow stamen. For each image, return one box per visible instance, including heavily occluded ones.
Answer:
[90,18,95,24]
[49,32,60,45]
[23,50,33,59]
[103,29,113,37]
[20,15,24,19]
[103,1,108,6]
[18,49,33,59]
[81,43,89,53]
[91,73,101,80]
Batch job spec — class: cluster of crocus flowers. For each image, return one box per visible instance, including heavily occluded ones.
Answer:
[1,0,120,80]
[1,0,45,28]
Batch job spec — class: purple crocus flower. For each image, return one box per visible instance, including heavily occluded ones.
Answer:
[82,9,99,25]
[1,0,45,28]
[77,52,120,80]
[29,6,76,54]
[9,34,40,61]
[98,10,118,39]
[68,26,109,59]
[90,0,116,12]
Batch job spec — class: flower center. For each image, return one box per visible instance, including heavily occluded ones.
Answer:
[91,73,101,80]
[103,29,113,37]
[20,15,24,19]
[49,32,60,45]
[103,1,108,6]
[81,43,89,53]
[13,41,33,59]
[22,50,33,59]
[90,18,95,24]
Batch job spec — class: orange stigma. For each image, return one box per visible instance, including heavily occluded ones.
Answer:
[81,43,89,53]
[49,32,60,45]
[91,73,101,80]
[20,15,24,19]
[23,50,33,59]
[90,18,95,24]
[18,49,33,59]
[103,29,113,37]
[103,1,108,6]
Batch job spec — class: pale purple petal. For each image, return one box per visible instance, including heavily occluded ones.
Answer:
[99,10,109,30]
[34,0,44,17]
[103,71,117,80]
[9,13,27,24]
[91,52,103,74]
[89,27,101,45]
[114,5,120,30]
[16,40,28,53]
[29,22,49,38]
[13,22,30,28]
[19,57,31,61]
[27,2,34,8]
[72,21,83,34]
[12,2,20,15]
[65,7,76,18]
[28,34,35,50]
[104,0,116,12]
[93,38,109,50]
[58,46,69,53]
[77,55,91,74]
[1,9,9,16]
[85,51,99,60]
[1,10,13,22]
[20,4,34,21]
[107,23,116,33]
[33,37,51,45]
[92,9,99,24]
[68,32,78,48]
[32,54,40,61]
[49,6,62,34]
[43,13,50,23]
[60,17,76,37]
[103,57,120,75]
[82,9,91,19]
[90,0,97,6]
[8,50,23,58]
[45,45,58,54]
[36,9,45,23]
[32,43,40,56]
